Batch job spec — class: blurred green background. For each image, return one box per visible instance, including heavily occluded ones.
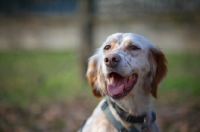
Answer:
[0,0,200,132]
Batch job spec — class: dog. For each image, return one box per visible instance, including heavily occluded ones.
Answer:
[79,33,167,132]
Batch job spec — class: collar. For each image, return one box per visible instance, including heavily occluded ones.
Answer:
[110,101,147,124]
[101,99,156,132]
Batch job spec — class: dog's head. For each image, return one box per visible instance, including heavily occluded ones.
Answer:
[86,33,167,100]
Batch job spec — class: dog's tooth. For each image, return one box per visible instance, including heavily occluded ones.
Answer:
[127,75,132,83]
[110,77,113,83]
[129,75,133,80]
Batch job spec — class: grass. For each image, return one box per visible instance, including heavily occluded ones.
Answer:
[0,50,199,108]
[0,50,90,108]
[161,52,200,96]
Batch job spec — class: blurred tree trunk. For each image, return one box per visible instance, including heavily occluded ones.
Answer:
[78,0,94,79]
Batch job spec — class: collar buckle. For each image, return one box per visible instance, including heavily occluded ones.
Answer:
[140,123,148,132]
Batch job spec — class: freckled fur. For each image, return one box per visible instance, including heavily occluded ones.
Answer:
[82,33,167,132]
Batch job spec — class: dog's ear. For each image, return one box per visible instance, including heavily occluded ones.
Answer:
[150,47,167,98]
[86,53,104,98]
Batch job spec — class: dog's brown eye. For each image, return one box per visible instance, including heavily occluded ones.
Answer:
[130,45,140,50]
[104,45,111,50]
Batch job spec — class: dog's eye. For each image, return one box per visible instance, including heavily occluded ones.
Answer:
[130,45,140,50]
[104,45,111,50]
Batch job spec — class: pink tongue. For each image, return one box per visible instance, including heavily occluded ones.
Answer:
[107,74,136,96]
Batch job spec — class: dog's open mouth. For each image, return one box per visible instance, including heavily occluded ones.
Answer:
[107,72,138,100]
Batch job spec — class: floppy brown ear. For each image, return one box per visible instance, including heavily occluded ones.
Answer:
[86,54,103,98]
[150,47,167,98]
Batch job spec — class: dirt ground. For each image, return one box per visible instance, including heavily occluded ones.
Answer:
[0,95,200,132]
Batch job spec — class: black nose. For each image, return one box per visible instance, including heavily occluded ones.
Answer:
[104,54,120,67]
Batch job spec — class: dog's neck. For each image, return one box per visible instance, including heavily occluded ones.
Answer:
[109,87,151,116]
[107,92,151,130]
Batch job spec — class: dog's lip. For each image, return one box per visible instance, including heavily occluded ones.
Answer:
[106,72,138,100]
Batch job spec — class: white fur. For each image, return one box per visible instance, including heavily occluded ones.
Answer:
[82,33,167,132]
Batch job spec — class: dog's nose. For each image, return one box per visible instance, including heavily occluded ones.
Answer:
[104,54,120,67]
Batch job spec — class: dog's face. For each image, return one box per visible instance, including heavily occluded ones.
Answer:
[87,33,167,100]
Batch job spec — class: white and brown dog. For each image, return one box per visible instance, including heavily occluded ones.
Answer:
[80,33,167,132]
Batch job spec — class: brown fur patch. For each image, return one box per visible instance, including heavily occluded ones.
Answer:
[86,57,102,98]
[124,39,133,46]
[103,38,117,54]
[122,39,132,53]
[141,67,146,72]
[150,47,167,98]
